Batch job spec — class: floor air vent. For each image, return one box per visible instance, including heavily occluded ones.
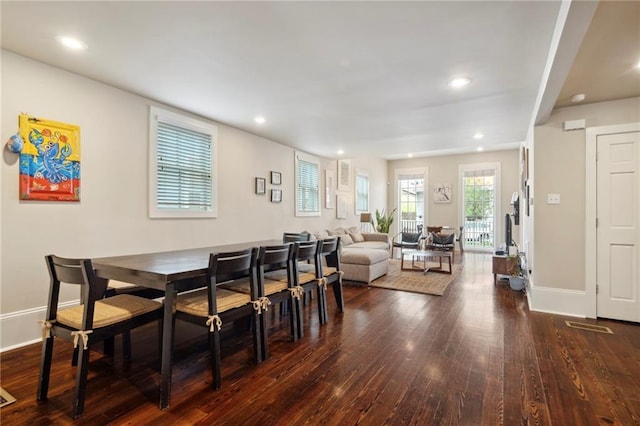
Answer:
[0,387,17,408]
[565,321,613,334]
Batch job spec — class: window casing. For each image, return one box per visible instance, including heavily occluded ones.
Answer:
[355,169,369,214]
[149,106,217,218]
[295,151,320,217]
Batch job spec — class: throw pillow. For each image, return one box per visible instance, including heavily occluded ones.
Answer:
[350,232,365,243]
[340,234,354,245]
[314,230,330,240]
[335,227,347,235]
[346,226,360,235]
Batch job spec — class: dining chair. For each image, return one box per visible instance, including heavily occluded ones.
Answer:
[220,243,298,357]
[317,237,344,323]
[37,255,163,419]
[175,247,263,389]
[281,240,321,339]
[100,280,164,360]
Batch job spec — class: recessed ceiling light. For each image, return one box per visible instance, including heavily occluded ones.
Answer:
[254,116,266,124]
[447,77,471,88]
[337,149,344,155]
[635,60,640,70]
[55,36,88,51]
[407,153,413,158]
[477,147,484,152]
[473,132,484,140]
[571,93,586,103]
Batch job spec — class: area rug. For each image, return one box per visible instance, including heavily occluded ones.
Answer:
[364,258,463,296]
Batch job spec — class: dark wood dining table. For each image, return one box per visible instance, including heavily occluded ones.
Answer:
[92,239,282,409]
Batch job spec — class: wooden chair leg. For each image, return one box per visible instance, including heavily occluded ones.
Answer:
[252,311,266,363]
[209,329,222,389]
[103,337,114,357]
[122,331,132,361]
[289,295,300,341]
[71,346,79,366]
[332,281,344,313]
[294,296,304,339]
[72,346,91,419]
[317,286,327,325]
[37,337,55,400]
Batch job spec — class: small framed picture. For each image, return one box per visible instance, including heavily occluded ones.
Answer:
[271,189,282,203]
[433,184,452,203]
[255,177,266,195]
[270,171,281,185]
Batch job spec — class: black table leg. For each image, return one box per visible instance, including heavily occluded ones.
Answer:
[160,284,175,409]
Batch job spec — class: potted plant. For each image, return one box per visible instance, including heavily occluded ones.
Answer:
[373,208,396,233]
[507,253,525,291]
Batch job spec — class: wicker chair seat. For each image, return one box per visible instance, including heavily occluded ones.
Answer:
[323,266,338,276]
[56,294,161,329]
[264,269,316,284]
[221,277,288,295]
[176,288,251,317]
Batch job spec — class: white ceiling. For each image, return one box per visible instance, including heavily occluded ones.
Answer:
[1,1,631,160]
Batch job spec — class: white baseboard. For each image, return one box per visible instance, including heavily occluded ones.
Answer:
[527,277,586,318]
[0,300,79,352]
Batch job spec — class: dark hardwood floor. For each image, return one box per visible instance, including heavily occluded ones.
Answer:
[1,253,639,425]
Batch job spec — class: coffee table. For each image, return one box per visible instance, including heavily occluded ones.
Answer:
[401,249,453,274]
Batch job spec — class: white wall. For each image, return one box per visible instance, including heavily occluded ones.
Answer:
[388,149,521,246]
[529,96,640,317]
[0,51,387,350]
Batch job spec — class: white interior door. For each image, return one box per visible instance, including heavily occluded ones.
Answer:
[596,131,640,322]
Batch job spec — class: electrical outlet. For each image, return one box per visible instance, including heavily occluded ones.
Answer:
[547,194,560,204]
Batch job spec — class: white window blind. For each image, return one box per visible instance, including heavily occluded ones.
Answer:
[149,107,217,218]
[295,151,320,216]
[355,171,369,213]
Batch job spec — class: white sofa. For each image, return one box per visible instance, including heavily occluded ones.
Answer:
[312,227,390,284]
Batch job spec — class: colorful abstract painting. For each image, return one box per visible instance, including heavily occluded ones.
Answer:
[18,115,80,201]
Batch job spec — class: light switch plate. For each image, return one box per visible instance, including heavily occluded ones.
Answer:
[547,194,560,204]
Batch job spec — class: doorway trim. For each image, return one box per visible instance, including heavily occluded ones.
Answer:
[585,122,640,318]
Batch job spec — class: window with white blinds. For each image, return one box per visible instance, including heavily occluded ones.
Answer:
[295,151,320,217]
[355,170,369,214]
[149,106,217,218]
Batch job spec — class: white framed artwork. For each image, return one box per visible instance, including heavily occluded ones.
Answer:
[336,192,348,219]
[433,184,452,203]
[337,159,351,192]
[325,169,335,209]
